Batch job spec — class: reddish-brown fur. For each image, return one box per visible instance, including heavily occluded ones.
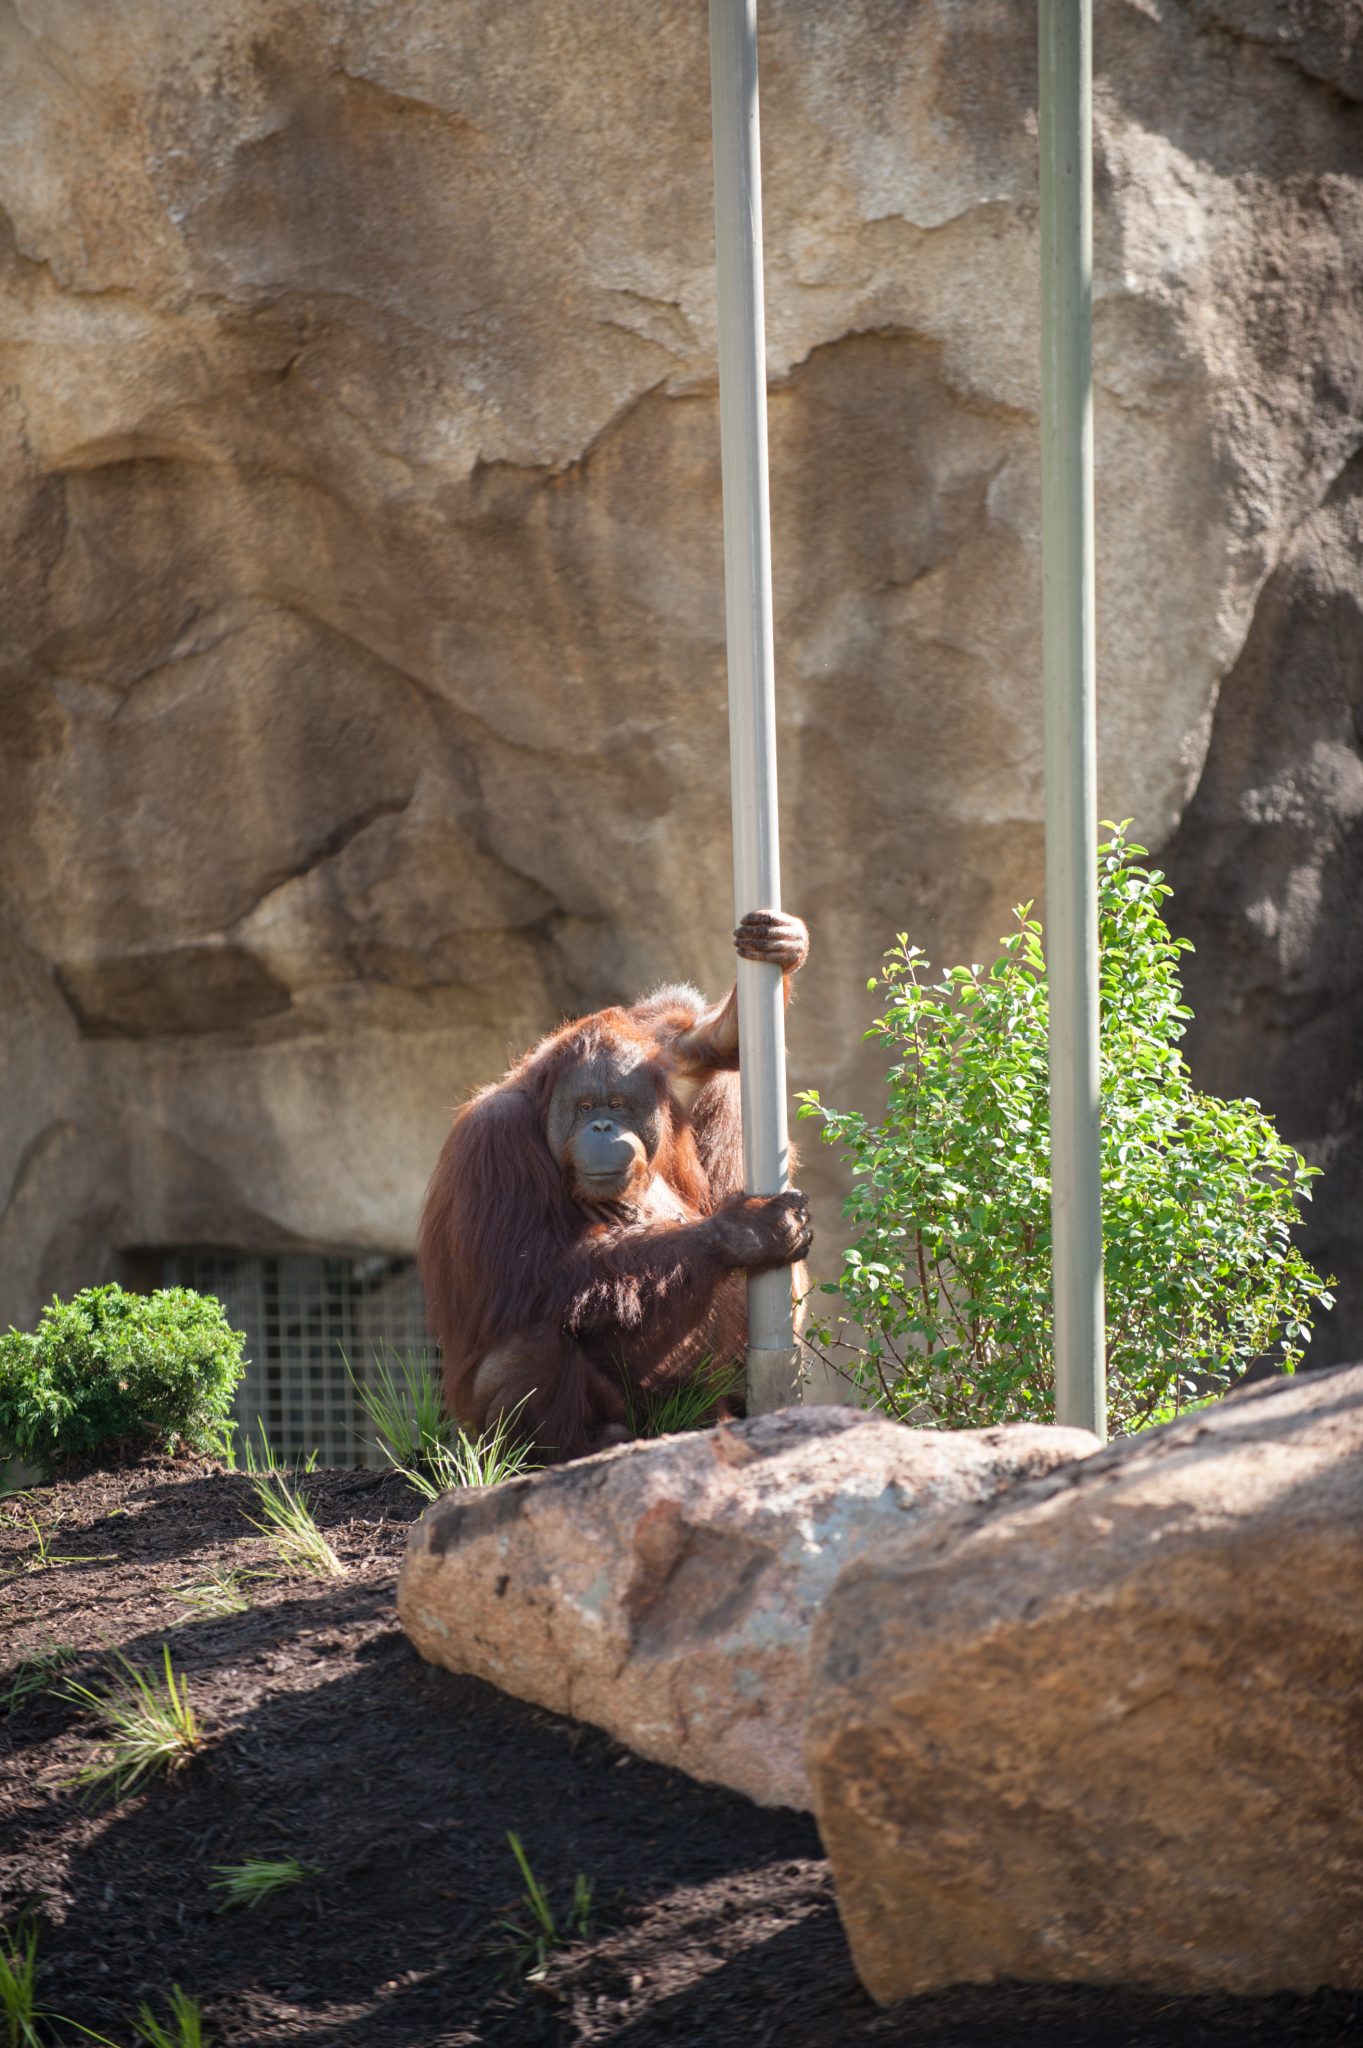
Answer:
[418,959,809,1463]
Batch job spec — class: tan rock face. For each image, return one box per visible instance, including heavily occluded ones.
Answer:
[807,1365,1363,2003]
[0,2,1360,1330]
[397,1408,1096,1810]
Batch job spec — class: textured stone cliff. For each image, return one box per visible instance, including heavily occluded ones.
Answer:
[1,1,1358,1355]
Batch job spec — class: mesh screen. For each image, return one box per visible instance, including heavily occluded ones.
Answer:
[158,1251,432,1468]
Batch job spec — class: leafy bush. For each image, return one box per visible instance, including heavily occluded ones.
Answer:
[797,827,1333,1433]
[0,1285,246,1473]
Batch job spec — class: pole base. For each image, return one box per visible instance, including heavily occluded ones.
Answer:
[745,1345,801,1417]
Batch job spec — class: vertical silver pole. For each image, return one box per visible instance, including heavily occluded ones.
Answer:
[1040,0,1106,1439]
[708,0,797,1414]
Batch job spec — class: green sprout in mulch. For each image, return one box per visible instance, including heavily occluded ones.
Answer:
[243,1427,317,1478]
[346,1348,447,1473]
[497,1832,594,1984]
[208,1858,315,1912]
[60,1644,203,1801]
[207,1415,318,1477]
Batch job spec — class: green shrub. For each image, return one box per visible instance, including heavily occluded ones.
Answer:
[797,827,1334,1434]
[0,1285,246,1473]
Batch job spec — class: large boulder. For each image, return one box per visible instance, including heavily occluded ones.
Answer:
[1,2,1361,1339]
[397,1407,1096,1809]
[807,1364,1363,2003]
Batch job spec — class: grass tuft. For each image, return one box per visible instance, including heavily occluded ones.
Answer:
[348,1346,536,1498]
[622,1355,744,1440]
[209,1857,313,1911]
[61,1644,203,1801]
[133,1985,206,2048]
[346,1347,446,1471]
[399,1407,537,1500]
[0,1923,205,2048]
[0,1919,41,2048]
[497,1832,593,1983]
[241,1424,317,1477]
[243,1473,343,1579]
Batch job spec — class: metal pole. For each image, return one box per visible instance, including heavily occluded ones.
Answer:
[1039,0,1106,1439]
[708,0,798,1414]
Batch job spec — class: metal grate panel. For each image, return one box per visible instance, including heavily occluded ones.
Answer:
[158,1251,432,1468]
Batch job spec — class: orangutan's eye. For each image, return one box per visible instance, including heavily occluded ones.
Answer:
[608,1095,626,1110]
[577,1097,593,1113]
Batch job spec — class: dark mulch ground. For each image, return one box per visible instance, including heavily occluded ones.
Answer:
[1,1459,1358,2048]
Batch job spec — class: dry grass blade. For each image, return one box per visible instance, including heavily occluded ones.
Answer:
[169,1566,258,1622]
[61,1644,203,1801]
[243,1474,343,1578]
[0,1515,116,1583]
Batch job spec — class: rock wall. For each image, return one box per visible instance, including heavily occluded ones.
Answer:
[1,1,1359,1348]
[1164,453,1363,1363]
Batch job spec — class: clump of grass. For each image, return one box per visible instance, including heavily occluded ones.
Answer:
[243,1473,342,1578]
[132,1985,205,2048]
[497,1832,593,1983]
[348,1347,535,1498]
[61,1644,202,1801]
[1,1642,79,1717]
[0,1918,41,2048]
[622,1355,744,1440]
[209,1857,314,1911]
[169,1566,259,1623]
[346,1347,446,1471]
[407,1409,536,1500]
